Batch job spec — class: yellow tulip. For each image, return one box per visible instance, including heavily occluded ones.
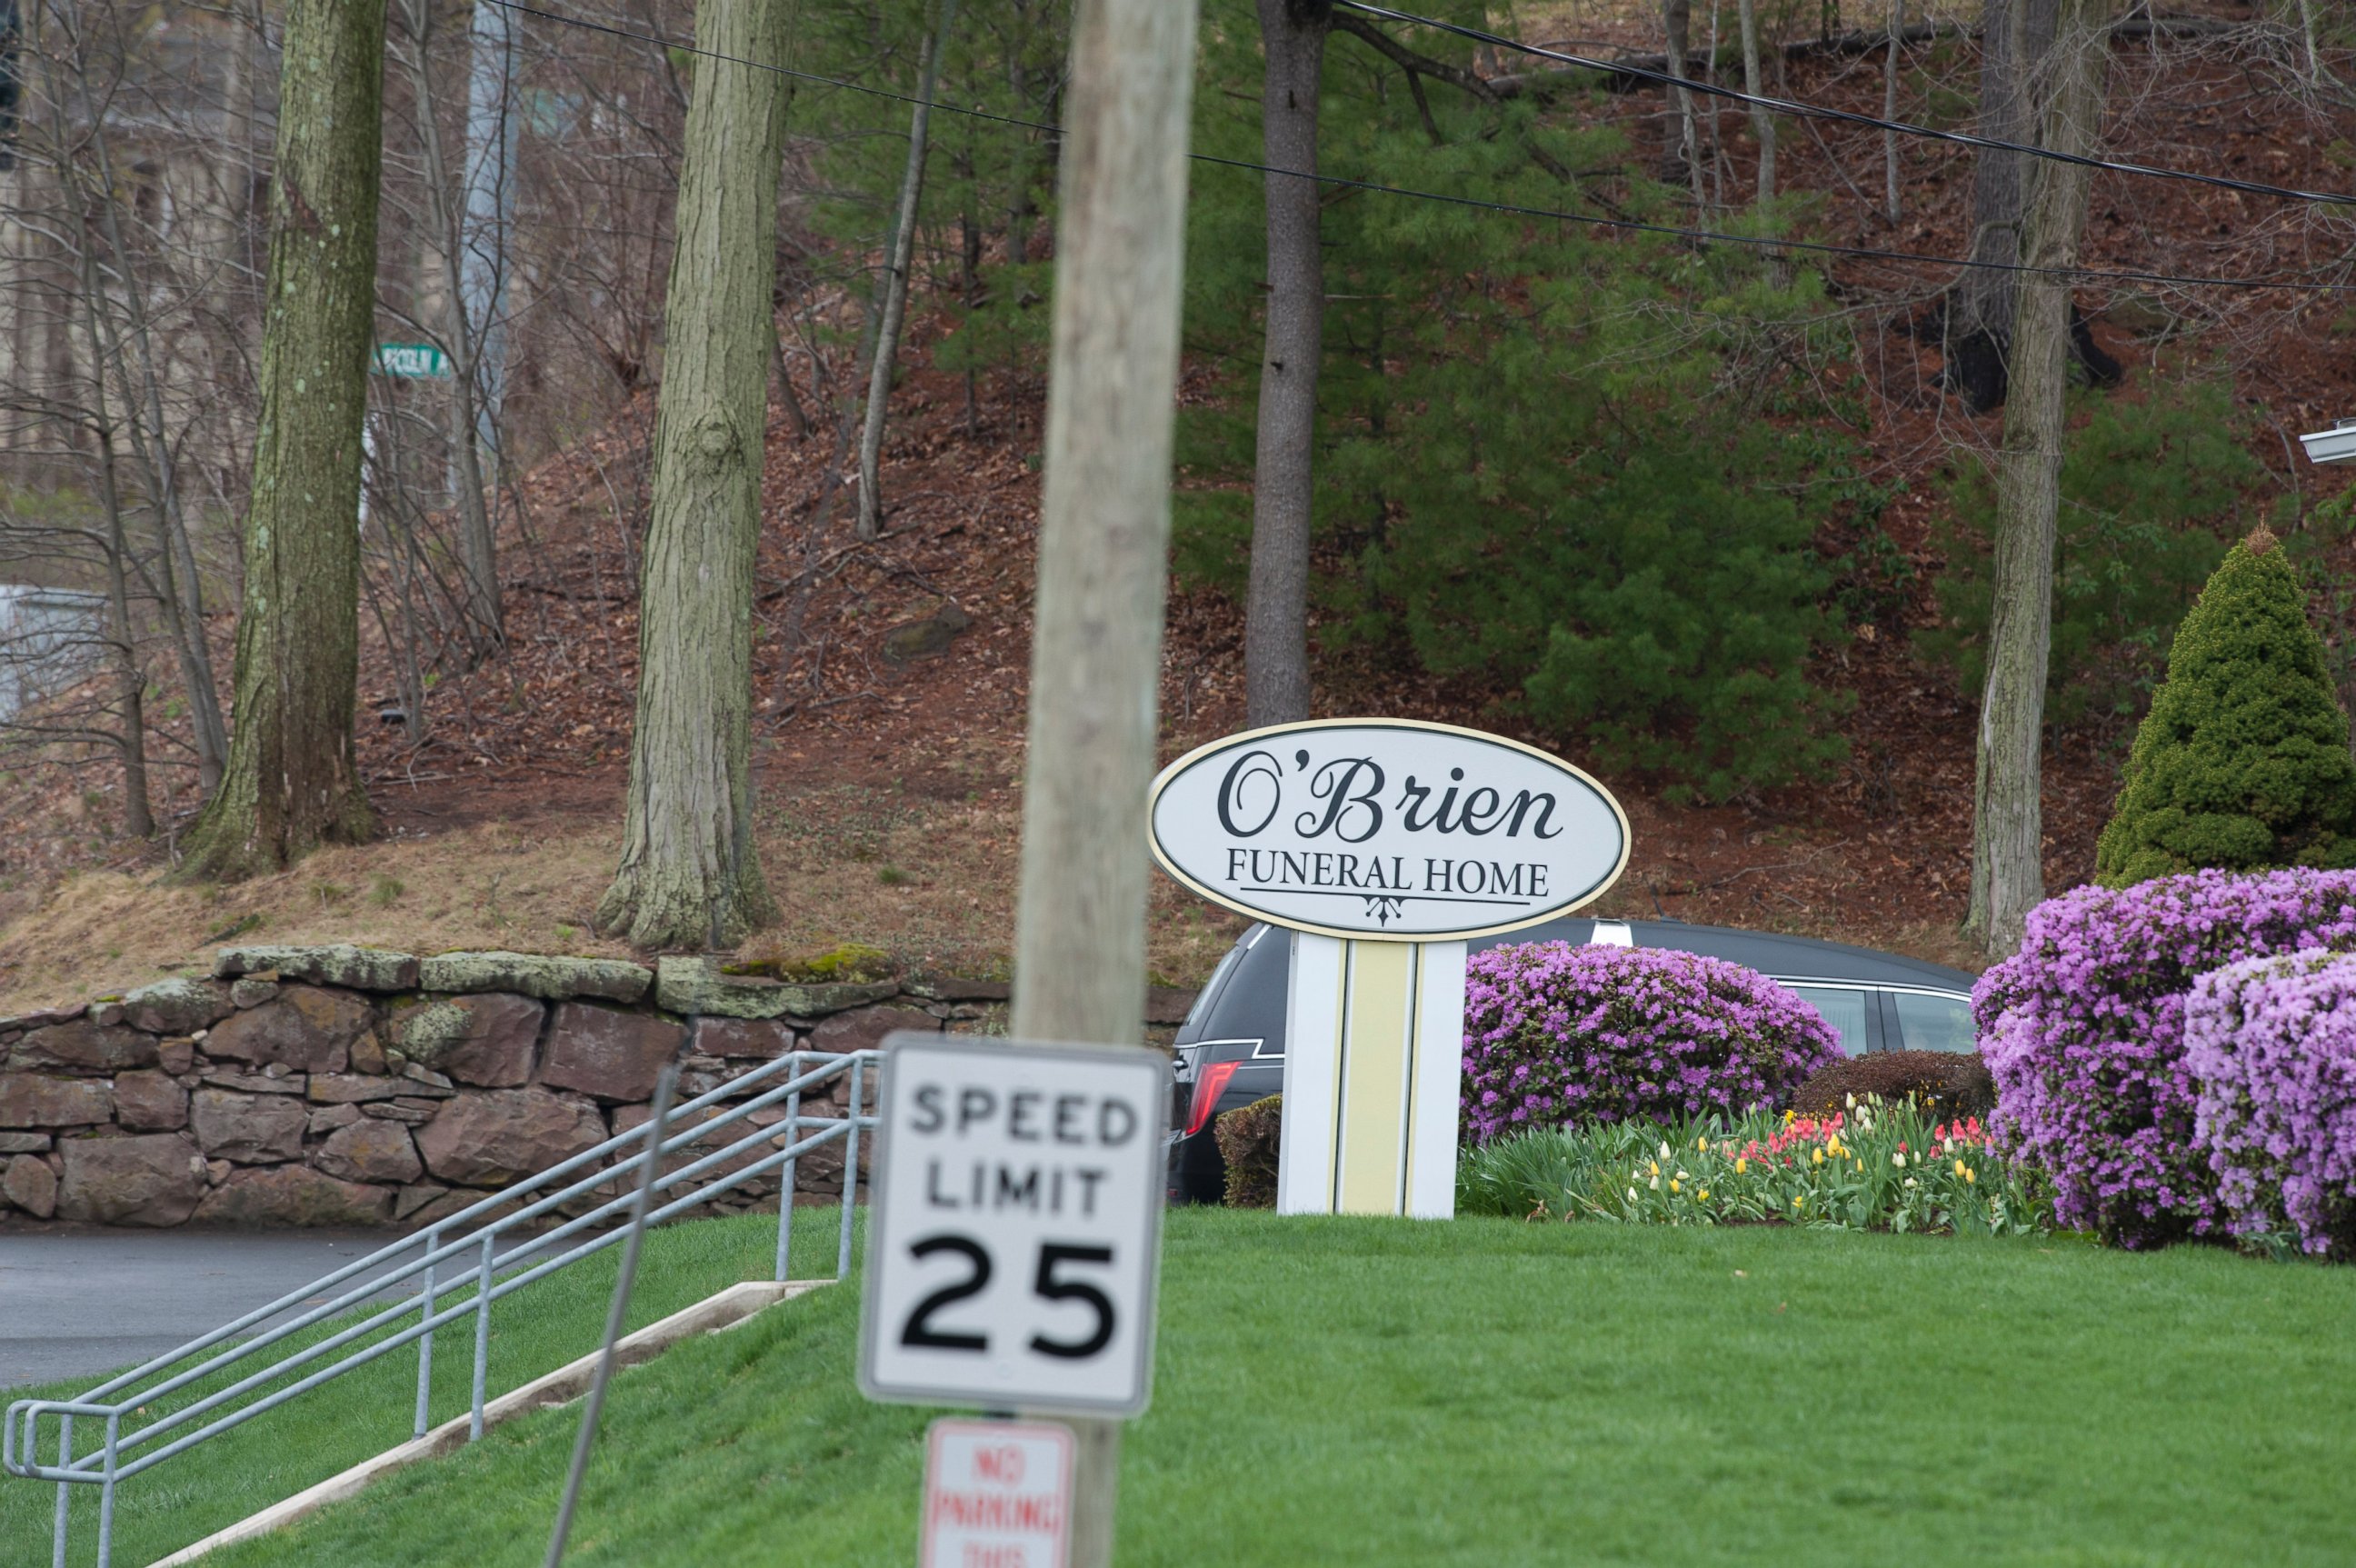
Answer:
[1792,1194,1804,1209]
[1650,1159,1661,1177]
[1735,1157,1748,1174]
[1954,1159,1968,1178]
[1812,1148,1825,1165]
[1671,1179,1682,1194]
[1698,1135,1709,1152]
[1698,1188,1711,1201]
[1965,1167,1977,1184]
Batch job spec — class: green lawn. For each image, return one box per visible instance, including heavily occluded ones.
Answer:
[82,1212,2354,1568]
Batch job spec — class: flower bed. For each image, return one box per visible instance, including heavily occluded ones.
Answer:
[2186,952,2356,1259]
[1460,943,1842,1145]
[1458,1094,2051,1236]
[1974,868,2356,1248]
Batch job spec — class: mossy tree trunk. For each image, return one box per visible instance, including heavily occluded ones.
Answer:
[1965,0,2108,957]
[595,0,790,951]
[174,0,384,881]
[1243,0,1328,729]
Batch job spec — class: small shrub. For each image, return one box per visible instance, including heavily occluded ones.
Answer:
[1214,1094,1282,1209]
[1790,1051,1995,1124]
[368,874,405,908]
[2185,952,2356,1259]
[1461,944,1842,1146]
[1975,867,2356,1247]
[2095,529,2356,886]
[1456,1097,2049,1236]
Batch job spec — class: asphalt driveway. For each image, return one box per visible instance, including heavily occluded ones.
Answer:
[1,1227,427,1388]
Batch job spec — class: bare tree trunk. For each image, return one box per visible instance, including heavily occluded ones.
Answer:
[1244,0,1329,729]
[1663,0,1702,202]
[856,0,957,542]
[402,0,504,659]
[596,0,791,949]
[67,195,154,837]
[1737,0,1773,203]
[1883,0,1904,225]
[1950,0,2055,410]
[1010,0,1199,1558]
[1966,0,2109,958]
[95,429,155,839]
[174,0,385,882]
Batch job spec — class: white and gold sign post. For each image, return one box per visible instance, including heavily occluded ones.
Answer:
[1148,719,1629,1219]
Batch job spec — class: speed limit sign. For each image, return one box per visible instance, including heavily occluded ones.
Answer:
[859,1034,1168,1417]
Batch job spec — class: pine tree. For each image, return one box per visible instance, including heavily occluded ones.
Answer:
[2094,528,2356,886]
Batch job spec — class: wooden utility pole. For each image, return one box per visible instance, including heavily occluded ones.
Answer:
[1006,0,1200,1560]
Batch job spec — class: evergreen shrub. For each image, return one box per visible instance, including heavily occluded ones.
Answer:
[1974,868,2356,1247]
[1173,13,1857,802]
[2094,529,2356,886]
[1214,1094,1283,1210]
[1790,1050,1995,1123]
[1460,944,1842,1146]
[2185,953,2356,1258]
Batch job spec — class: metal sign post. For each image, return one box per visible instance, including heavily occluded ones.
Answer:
[1147,718,1630,1220]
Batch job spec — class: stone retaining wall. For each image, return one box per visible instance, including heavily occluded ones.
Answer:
[0,945,1195,1229]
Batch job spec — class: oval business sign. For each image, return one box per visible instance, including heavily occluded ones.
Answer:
[1147,718,1630,942]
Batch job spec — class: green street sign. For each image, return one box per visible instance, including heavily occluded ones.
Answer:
[374,343,452,378]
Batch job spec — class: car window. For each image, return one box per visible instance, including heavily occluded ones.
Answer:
[1891,992,1977,1054]
[1784,984,1871,1054]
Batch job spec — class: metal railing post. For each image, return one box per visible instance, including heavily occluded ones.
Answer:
[837,1055,864,1281]
[96,1412,119,1568]
[774,1054,802,1283]
[52,1412,71,1568]
[414,1232,439,1439]
[470,1235,494,1440]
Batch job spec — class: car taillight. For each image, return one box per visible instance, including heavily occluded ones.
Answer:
[1183,1060,1241,1138]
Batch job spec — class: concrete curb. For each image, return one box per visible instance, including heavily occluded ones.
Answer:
[147,1277,833,1566]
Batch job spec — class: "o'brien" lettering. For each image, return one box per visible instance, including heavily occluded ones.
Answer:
[1210,752,1564,842]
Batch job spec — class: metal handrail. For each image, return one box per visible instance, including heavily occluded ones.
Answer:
[6,1046,883,1568]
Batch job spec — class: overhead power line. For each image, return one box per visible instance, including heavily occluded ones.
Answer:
[482,0,2356,295]
[1336,0,2356,210]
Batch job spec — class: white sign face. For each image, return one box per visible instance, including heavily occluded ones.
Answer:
[920,1419,1074,1568]
[1148,718,1630,941]
[860,1035,1166,1417]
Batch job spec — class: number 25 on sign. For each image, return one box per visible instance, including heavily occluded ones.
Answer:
[859,1034,1167,1415]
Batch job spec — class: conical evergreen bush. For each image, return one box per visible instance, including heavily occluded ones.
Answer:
[2095,528,2356,887]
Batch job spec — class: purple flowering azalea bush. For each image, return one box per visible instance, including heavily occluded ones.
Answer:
[1460,943,1842,1145]
[1975,867,2356,1248]
[2185,952,2356,1258]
